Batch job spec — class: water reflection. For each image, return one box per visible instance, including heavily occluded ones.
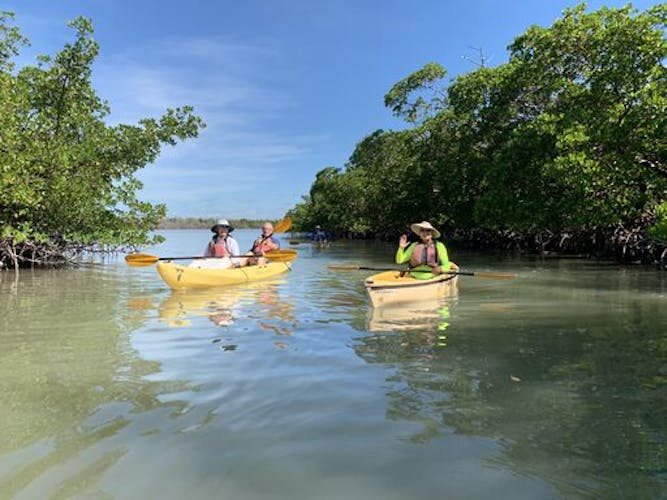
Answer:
[0,267,192,499]
[157,279,297,345]
[158,289,240,328]
[352,287,667,498]
[366,299,454,337]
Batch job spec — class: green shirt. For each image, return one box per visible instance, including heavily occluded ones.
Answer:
[395,241,450,280]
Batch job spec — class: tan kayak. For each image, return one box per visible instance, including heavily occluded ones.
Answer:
[156,261,291,290]
[364,269,458,307]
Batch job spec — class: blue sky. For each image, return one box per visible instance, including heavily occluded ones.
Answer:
[6,0,658,219]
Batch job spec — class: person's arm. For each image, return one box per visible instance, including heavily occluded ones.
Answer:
[204,241,214,257]
[222,237,240,265]
[267,235,280,251]
[427,242,449,275]
[395,240,415,264]
[228,238,240,256]
[250,236,262,254]
[436,242,449,272]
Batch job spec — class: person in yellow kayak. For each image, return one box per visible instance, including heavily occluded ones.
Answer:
[237,221,281,267]
[190,218,241,269]
[396,221,454,279]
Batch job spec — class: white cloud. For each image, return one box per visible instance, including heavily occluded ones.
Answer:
[88,33,321,216]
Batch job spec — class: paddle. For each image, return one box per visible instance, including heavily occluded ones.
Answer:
[133,250,297,265]
[328,264,516,280]
[272,217,292,234]
[126,217,296,267]
[126,249,298,266]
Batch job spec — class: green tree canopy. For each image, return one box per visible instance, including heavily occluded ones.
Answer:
[290,3,667,264]
[0,13,205,268]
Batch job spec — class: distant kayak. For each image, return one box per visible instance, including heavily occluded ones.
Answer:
[157,261,291,290]
[364,269,458,307]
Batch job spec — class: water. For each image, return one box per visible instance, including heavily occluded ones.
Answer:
[1,229,665,499]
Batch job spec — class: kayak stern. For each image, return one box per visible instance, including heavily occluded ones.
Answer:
[364,270,458,307]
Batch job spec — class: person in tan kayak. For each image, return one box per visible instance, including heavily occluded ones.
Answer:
[395,221,453,279]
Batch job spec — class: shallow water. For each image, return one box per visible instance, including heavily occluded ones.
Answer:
[1,229,665,499]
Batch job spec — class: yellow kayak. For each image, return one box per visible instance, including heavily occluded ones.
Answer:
[156,261,291,290]
[364,269,458,307]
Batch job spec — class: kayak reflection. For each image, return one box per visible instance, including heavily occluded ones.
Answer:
[158,279,296,336]
[366,298,455,337]
[158,289,238,327]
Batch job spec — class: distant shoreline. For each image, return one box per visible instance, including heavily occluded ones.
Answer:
[157,218,270,230]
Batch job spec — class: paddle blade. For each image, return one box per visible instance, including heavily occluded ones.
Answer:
[125,253,159,266]
[470,271,516,280]
[274,217,292,234]
[267,249,297,262]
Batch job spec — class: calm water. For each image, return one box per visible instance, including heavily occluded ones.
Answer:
[1,229,665,499]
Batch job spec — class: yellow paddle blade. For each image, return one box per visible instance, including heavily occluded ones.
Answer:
[267,249,297,262]
[125,253,159,266]
[471,271,516,280]
[273,216,292,234]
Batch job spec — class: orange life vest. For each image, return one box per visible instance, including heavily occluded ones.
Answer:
[253,235,277,254]
[212,239,230,257]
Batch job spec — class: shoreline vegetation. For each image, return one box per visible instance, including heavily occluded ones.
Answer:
[0,13,204,270]
[286,4,666,270]
[157,218,268,230]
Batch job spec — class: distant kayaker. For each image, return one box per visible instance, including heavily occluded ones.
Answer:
[190,218,241,269]
[238,221,281,267]
[311,225,329,247]
[396,221,451,279]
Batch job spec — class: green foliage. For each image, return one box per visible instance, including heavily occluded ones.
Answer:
[647,202,667,241]
[0,13,205,263]
[0,11,27,72]
[291,3,667,252]
[384,62,447,124]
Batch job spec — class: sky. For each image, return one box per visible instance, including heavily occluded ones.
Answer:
[5,0,659,219]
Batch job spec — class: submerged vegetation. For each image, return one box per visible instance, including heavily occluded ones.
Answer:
[0,13,204,269]
[288,3,666,267]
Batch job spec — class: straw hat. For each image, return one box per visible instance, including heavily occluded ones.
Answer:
[410,221,441,239]
[210,218,234,232]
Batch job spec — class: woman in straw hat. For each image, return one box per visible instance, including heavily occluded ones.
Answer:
[189,218,241,269]
[396,221,451,279]
[206,219,240,258]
